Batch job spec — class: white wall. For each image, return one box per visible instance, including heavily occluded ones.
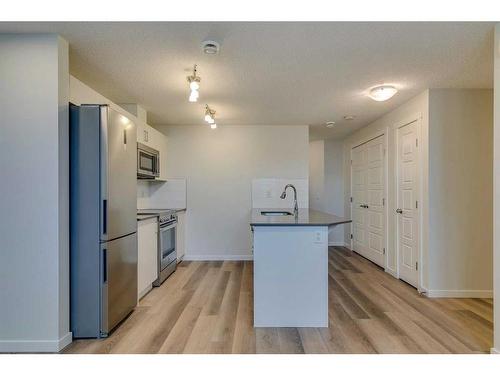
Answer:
[309,140,325,210]
[154,125,309,260]
[343,91,430,280]
[0,34,71,352]
[343,88,493,297]
[309,140,345,245]
[428,89,493,296]
[493,23,500,353]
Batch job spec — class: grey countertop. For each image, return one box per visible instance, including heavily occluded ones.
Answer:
[250,208,351,227]
[137,213,159,222]
[137,208,186,221]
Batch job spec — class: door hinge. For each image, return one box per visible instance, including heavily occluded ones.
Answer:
[350,234,353,239]
[416,200,418,209]
[416,261,418,271]
[350,159,353,165]
[350,197,353,203]
[382,198,385,206]
[416,138,418,147]
[383,248,386,255]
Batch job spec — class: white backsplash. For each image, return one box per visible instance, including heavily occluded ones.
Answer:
[137,181,151,209]
[136,178,187,210]
[252,178,308,209]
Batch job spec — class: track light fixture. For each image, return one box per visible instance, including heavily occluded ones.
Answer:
[187,64,201,102]
[204,105,217,129]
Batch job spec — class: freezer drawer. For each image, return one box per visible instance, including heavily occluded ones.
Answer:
[101,233,138,336]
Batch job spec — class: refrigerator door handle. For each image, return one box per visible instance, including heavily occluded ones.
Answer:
[102,248,107,283]
[102,199,107,235]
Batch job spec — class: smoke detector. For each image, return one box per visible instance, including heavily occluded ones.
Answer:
[202,40,220,55]
[343,115,355,121]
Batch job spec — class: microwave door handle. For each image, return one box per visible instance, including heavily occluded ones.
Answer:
[156,155,160,176]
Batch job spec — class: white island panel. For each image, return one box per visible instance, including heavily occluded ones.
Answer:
[253,225,328,327]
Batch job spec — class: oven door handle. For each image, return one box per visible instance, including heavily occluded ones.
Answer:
[160,223,177,231]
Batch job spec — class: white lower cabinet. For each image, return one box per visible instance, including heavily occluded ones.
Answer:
[137,218,158,300]
[176,211,186,262]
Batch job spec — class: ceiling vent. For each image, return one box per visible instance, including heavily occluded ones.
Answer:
[202,40,220,55]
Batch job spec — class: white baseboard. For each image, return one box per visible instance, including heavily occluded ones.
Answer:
[344,242,352,250]
[425,290,493,298]
[0,331,72,353]
[183,254,253,261]
[491,348,500,354]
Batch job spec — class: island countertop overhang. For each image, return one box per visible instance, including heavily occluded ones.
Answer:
[250,208,351,227]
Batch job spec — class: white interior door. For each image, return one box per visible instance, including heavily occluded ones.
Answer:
[351,145,368,256]
[364,137,385,266]
[351,135,385,267]
[396,121,419,287]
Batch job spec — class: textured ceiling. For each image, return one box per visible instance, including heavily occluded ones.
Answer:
[0,22,494,140]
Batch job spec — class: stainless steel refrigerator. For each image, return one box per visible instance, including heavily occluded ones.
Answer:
[70,104,137,338]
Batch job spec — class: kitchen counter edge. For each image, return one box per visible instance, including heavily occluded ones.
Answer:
[250,208,351,227]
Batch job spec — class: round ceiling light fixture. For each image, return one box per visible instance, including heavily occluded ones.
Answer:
[202,40,220,55]
[368,85,398,102]
[326,122,336,128]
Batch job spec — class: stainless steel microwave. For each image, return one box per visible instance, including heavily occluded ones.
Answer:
[137,142,160,179]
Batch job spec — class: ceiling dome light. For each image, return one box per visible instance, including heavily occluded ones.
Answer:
[202,40,220,55]
[368,85,398,102]
[326,121,335,128]
[187,64,201,102]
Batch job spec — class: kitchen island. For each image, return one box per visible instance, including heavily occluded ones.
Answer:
[250,208,351,327]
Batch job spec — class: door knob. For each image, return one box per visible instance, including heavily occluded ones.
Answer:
[396,208,403,214]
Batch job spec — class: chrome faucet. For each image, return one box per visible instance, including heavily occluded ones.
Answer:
[280,184,299,216]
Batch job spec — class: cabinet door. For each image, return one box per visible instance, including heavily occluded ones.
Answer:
[176,211,186,262]
[137,218,158,299]
[136,122,150,144]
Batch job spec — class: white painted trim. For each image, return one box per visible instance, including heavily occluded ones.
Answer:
[183,254,253,261]
[385,267,397,278]
[0,332,72,353]
[328,242,345,247]
[426,290,493,298]
[491,347,500,354]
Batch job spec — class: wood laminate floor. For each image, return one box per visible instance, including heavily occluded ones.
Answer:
[64,247,493,354]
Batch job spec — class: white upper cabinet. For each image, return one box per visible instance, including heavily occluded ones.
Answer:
[136,121,168,181]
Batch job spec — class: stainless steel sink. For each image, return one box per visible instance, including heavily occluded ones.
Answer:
[260,210,293,216]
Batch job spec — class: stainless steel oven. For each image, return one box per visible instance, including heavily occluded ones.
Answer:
[153,211,177,286]
[137,142,160,179]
